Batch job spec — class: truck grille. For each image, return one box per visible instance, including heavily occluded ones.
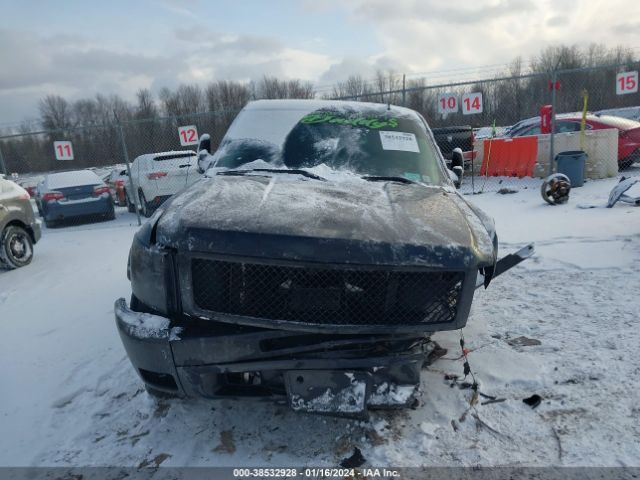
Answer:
[191,259,464,327]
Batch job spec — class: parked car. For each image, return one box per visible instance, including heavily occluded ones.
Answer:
[106,168,128,206]
[506,113,640,169]
[124,150,199,217]
[115,99,532,415]
[38,170,115,228]
[33,179,45,216]
[16,176,43,198]
[473,125,509,139]
[595,106,640,122]
[0,177,41,269]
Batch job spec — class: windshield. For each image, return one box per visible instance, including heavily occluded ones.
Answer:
[210,103,447,185]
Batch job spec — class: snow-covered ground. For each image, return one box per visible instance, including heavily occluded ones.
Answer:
[0,176,639,468]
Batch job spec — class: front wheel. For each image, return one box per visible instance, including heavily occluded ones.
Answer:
[0,225,34,269]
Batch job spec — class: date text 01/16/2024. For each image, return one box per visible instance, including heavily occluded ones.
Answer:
[232,468,401,478]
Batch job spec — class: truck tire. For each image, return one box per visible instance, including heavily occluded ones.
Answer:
[139,190,152,218]
[125,189,136,213]
[0,225,34,269]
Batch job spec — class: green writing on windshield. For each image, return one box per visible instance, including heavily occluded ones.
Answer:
[300,113,399,129]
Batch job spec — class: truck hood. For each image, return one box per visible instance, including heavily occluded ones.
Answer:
[154,173,496,268]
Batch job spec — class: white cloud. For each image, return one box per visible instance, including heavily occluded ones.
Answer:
[0,27,333,123]
[340,0,639,74]
[0,1,637,125]
[279,48,332,80]
[0,29,185,94]
[158,0,199,20]
[172,27,332,82]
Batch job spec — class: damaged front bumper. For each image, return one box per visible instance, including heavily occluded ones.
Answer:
[115,298,431,416]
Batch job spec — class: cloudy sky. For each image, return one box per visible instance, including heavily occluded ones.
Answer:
[0,0,637,125]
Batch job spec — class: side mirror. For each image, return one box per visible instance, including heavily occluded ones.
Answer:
[450,147,464,188]
[197,133,211,155]
[196,133,212,174]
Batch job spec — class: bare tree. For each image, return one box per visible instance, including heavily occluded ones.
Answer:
[285,79,315,99]
[257,76,289,99]
[328,75,371,100]
[176,84,205,115]
[369,70,402,104]
[4,42,638,176]
[159,87,180,117]
[72,99,99,127]
[135,88,158,119]
[256,76,315,99]
[205,80,251,112]
[39,95,75,131]
[205,80,251,140]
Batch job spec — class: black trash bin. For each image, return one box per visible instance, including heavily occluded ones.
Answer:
[555,150,587,187]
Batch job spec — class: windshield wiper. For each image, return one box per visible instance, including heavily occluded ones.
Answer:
[361,175,419,185]
[217,168,326,181]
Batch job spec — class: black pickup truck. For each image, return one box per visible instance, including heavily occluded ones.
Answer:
[432,125,474,168]
[115,100,531,416]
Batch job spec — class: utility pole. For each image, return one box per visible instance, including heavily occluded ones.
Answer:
[548,62,561,176]
[402,74,406,107]
[549,71,558,176]
[117,122,141,226]
[580,89,589,151]
[0,144,7,176]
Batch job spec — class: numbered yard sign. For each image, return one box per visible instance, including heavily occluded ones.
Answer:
[437,93,459,114]
[178,125,199,146]
[462,92,483,115]
[616,71,638,95]
[53,141,74,161]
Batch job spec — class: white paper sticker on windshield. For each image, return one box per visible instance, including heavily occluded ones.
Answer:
[379,131,420,153]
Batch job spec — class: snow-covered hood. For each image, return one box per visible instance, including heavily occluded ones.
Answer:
[155,173,496,268]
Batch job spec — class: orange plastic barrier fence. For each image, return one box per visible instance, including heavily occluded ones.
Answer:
[480,136,538,177]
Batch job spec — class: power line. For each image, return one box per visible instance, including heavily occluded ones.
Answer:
[316,45,640,93]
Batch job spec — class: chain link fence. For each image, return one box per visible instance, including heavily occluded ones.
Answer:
[0,109,241,228]
[333,61,640,195]
[1,62,639,231]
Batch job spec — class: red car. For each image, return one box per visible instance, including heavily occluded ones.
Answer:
[507,114,640,169]
[105,168,128,206]
[17,177,44,198]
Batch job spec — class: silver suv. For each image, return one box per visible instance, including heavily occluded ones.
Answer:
[0,176,41,269]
